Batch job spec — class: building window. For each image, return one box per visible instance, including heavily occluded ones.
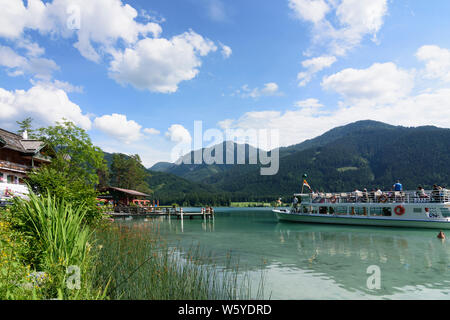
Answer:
[7,175,14,184]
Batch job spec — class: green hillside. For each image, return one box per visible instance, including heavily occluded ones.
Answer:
[103,152,231,206]
[150,121,450,202]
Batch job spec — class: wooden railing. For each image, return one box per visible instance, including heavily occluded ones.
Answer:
[0,160,31,173]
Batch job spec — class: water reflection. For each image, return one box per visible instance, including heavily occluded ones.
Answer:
[116,208,450,299]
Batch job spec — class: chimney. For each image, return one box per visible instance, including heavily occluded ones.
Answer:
[22,130,28,140]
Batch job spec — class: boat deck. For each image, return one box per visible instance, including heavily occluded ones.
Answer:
[296,189,450,205]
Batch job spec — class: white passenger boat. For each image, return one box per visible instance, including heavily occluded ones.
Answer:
[273,189,450,229]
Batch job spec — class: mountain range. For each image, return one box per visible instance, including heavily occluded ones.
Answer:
[149,120,450,202]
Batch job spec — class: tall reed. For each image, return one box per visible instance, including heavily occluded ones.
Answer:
[93,223,266,300]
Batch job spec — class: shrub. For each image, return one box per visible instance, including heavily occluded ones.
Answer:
[11,192,105,299]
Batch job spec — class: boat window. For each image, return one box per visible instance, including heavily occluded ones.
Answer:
[319,206,328,214]
[440,208,450,217]
[352,207,368,216]
[335,206,347,215]
[302,206,309,213]
[328,207,335,214]
[382,207,392,216]
[370,207,384,216]
[413,208,422,213]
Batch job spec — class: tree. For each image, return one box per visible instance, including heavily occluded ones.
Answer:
[36,120,106,186]
[16,117,37,139]
[27,120,107,222]
[109,153,151,194]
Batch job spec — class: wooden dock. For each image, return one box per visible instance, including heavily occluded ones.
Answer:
[107,207,215,220]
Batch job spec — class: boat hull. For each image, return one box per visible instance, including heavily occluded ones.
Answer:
[274,210,450,229]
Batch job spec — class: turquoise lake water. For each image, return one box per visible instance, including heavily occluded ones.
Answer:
[117,207,450,299]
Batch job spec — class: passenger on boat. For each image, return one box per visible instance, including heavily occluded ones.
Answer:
[276,198,282,207]
[416,186,428,199]
[293,196,299,209]
[352,189,361,202]
[432,185,440,202]
[362,188,369,203]
[393,181,403,191]
[374,188,383,201]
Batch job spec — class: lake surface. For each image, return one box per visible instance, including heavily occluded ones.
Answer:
[116,208,450,299]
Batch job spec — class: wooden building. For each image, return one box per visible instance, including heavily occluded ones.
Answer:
[0,128,50,185]
[99,187,151,206]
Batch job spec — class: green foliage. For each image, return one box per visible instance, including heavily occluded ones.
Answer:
[145,170,231,206]
[11,192,105,299]
[26,120,107,222]
[0,209,37,300]
[27,167,101,223]
[109,153,151,193]
[36,120,106,186]
[16,117,37,139]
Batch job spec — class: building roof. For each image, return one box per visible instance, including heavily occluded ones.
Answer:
[0,128,45,154]
[106,187,151,197]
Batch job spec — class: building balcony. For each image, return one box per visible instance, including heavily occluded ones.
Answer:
[0,160,32,174]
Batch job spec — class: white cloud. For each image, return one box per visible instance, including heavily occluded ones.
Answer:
[165,124,192,144]
[94,113,143,144]
[221,49,450,148]
[109,30,217,93]
[322,62,415,106]
[143,128,160,135]
[0,0,221,93]
[237,82,280,98]
[0,45,59,80]
[289,0,330,24]
[0,0,49,39]
[416,45,450,82]
[220,87,450,148]
[96,138,171,167]
[291,0,389,85]
[314,0,388,56]
[16,38,45,57]
[220,42,232,59]
[0,84,91,130]
[297,55,337,86]
[294,98,324,109]
[28,0,162,63]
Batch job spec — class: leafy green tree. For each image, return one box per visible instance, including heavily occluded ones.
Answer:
[27,120,107,222]
[109,153,151,194]
[16,117,37,139]
[36,120,106,186]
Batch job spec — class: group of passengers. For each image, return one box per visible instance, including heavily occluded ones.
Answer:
[306,181,448,204]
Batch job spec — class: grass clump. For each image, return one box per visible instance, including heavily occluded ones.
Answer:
[94,223,266,300]
[1,192,106,300]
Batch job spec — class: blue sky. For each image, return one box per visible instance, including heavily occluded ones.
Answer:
[1,0,450,166]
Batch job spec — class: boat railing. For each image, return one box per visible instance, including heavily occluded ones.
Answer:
[300,189,450,204]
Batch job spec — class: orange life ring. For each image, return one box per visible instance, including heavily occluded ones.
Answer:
[394,205,405,216]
